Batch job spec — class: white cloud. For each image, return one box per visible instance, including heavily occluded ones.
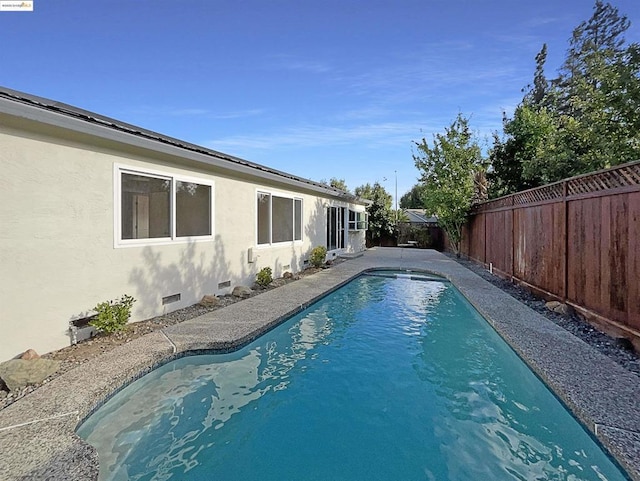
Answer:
[204,121,429,153]
[266,54,333,74]
[124,106,265,120]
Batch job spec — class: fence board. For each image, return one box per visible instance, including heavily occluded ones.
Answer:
[569,198,600,312]
[485,209,512,276]
[513,203,565,296]
[629,192,640,331]
[459,214,481,262]
[609,195,628,320]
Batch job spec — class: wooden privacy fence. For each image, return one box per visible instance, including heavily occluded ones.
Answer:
[459,160,640,349]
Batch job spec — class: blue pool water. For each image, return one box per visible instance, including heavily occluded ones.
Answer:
[78,273,628,481]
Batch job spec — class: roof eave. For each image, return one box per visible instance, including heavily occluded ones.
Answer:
[0,87,366,205]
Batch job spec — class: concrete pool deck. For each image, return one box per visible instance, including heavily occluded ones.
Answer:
[0,248,638,480]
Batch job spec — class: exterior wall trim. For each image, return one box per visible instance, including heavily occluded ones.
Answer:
[113,163,216,248]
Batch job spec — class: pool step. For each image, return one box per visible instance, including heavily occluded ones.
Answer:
[363,271,448,283]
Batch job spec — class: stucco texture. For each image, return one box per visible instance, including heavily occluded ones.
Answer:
[0,116,365,361]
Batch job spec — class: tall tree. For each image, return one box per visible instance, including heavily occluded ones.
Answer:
[488,108,551,198]
[524,43,549,108]
[490,1,640,194]
[559,0,629,88]
[551,1,640,172]
[399,183,427,209]
[413,114,483,256]
[490,43,554,197]
[354,182,395,245]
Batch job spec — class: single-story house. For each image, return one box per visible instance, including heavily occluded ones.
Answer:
[0,87,369,362]
[402,209,438,225]
[397,209,443,250]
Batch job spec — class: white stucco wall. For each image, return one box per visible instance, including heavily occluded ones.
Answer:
[0,114,366,361]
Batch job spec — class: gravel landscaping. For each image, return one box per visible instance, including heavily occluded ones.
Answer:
[449,254,640,376]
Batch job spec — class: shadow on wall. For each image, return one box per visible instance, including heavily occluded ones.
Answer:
[128,235,232,318]
[304,198,327,262]
[239,247,256,286]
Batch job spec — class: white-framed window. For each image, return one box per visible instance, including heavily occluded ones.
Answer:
[115,165,214,247]
[348,210,368,231]
[327,206,346,251]
[257,191,303,246]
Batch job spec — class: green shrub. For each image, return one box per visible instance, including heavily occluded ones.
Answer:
[309,246,327,268]
[89,294,136,334]
[256,267,273,287]
[410,226,432,248]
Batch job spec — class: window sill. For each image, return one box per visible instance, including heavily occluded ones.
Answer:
[114,235,215,249]
[255,240,304,249]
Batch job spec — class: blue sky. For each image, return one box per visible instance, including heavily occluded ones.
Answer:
[2,1,639,204]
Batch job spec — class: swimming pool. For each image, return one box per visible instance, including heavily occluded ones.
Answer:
[77,272,628,480]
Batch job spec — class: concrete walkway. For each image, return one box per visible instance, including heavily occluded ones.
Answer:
[1,248,638,480]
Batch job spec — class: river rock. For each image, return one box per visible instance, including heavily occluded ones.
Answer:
[199,295,219,307]
[21,349,40,360]
[232,286,253,298]
[545,301,573,316]
[0,358,61,392]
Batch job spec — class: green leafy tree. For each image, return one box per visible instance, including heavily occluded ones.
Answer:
[489,131,526,198]
[489,103,566,190]
[550,1,640,173]
[490,2,640,193]
[399,183,428,209]
[413,114,483,256]
[523,43,550,108]
[490,44,553,197]
[354,183,374,200]
[557,0,630,97]
[354,182,395,245]
[395,209,410,223]
[320,177,350,192]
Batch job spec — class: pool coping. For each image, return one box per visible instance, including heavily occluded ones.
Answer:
[0,248,638,480]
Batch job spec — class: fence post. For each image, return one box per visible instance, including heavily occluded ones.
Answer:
[511,196,515,280]
[484,212,487,266]
[562,181,568,301]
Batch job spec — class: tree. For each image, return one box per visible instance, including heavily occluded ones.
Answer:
[320,177,350,192]
[551,1,640,172]
[524,43,549,107]
[354,182,395,245]
[558,0,629,90]
[395,209,410,223]
[489,2,640,194]
[413,114,483,256]
[399,183,428,209]
[560,45,640,171]
[488,130,529,198]
[490,103,564,189]
[490,44,553,197]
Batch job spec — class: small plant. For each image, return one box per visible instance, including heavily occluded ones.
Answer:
[256,267,273,287]
[89,294,136,334]
[309,246,327,268]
